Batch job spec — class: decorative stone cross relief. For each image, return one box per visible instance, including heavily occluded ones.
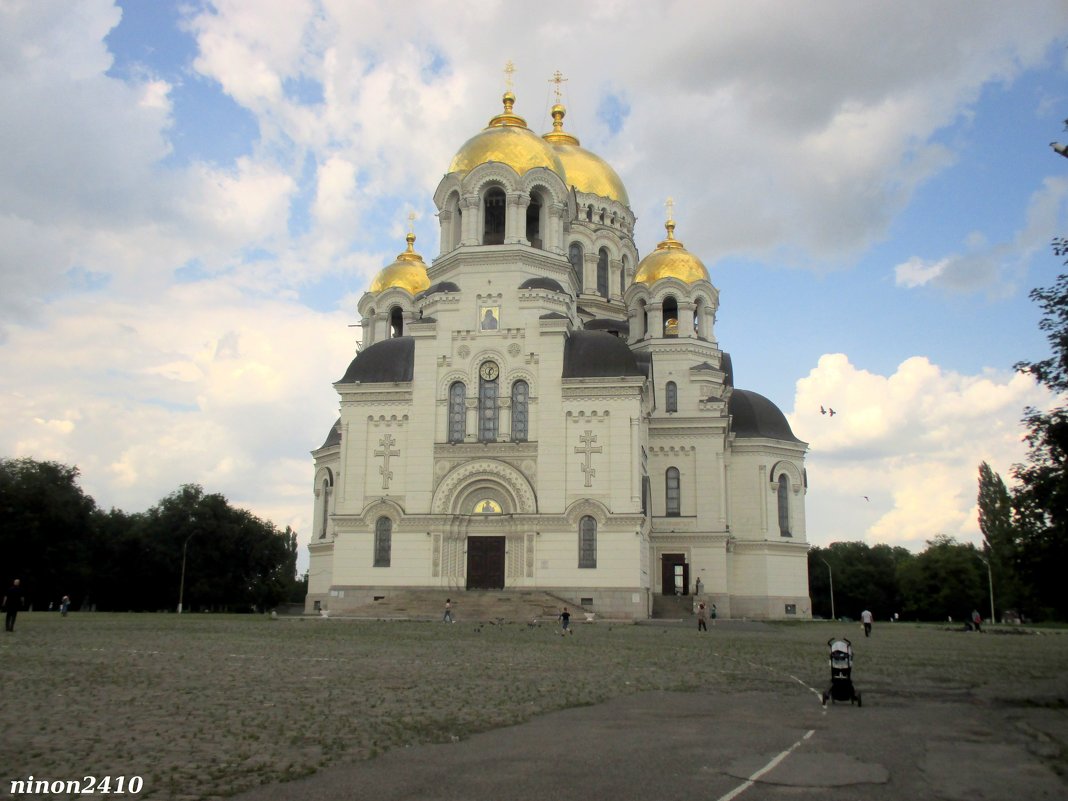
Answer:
[574,429,602,488]
[375,433,400,490]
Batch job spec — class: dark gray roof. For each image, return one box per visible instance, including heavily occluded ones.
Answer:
[540,311,568,320]
[563,331,644,378]
[414,281,460,301]
[519,277,566,292]
[319,418,341,449]
[338,337,414,383]
[729,389,800,442]
[584,318,629,336]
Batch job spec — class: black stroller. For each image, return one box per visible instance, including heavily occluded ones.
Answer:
[822,637,862,707]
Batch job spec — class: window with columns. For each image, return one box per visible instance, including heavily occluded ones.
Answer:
[666,381,678,413]
[568,242,584,289]
[597,248,609,298]
[483,187,506,245]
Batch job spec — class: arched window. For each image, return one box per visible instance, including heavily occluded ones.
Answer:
[778,474,791,536]
[389,306,403,338]
[666,467,681,517]
[586,205,593,221]
[693,298,703,339]
[526,191,543,249]
[319,475,331,539]
[666,381,678,413]
[568,242,584,289]
[479,369,499,442]
[579,515,597,568]
[448,382,466,443]
[374,517,392,567]
[446,191,462,251]
[599,208,605,224]
[483,186,506,245]
[511,380,529,442]
[663,296,679,337]
[620,255,628,297]
[597,248,609,298]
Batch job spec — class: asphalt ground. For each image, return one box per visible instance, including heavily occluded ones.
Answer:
[232,673,1067,801]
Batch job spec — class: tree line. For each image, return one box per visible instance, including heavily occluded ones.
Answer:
[0,458,305,612]
[810,245,1068,624]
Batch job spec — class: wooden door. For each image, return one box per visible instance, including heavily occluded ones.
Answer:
[466,537,505,590]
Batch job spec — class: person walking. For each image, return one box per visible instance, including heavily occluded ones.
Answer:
[696,601,708,632]
[971,609,983,633]
[861,609,873,638]
[558,607,573,635]
[443,598,454,623]
[3,579,24,632]
[710,603,717,626]
[60,595,71,616]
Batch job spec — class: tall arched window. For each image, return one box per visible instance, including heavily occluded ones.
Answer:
[568,242,584,289]
[693,298,703,338]
[666,381,678,413]
[778,474,791,536]
[389,306,403,338]
[663,296,679,337]
[448,382,466,443]
[319,475,332,539]
[526,191,543,248]
[597,248,609,298]
[666,467,681,517]
[374,517,392,567]
[579,516,597,568]
[620,255,628,296]
[446,191,462,251]
[483,187,506,245]
[511,380,529,442]
[479,369,499,442]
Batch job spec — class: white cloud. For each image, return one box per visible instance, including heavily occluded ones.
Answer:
[792,353,1053,550]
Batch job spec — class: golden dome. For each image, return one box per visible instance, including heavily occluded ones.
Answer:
[369,232,431,294]
[633,217,710,285]
[543,104,629,205]
[449,92,566,180]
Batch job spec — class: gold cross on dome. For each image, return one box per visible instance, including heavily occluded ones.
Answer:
[503,60,516,91]
[549,70,567,102]
[407,210,416,233]
[665,197,675,222]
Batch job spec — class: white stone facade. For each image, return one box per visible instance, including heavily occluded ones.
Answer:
[307,91,811,620]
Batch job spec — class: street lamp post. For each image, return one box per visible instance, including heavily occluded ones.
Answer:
[978,554,995,626]
[819,558,835,621]
[177,531,196,614]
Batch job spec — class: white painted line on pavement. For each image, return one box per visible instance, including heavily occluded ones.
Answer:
[714,729,815,801]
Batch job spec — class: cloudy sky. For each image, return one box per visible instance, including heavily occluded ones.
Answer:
[2,0,1066,569]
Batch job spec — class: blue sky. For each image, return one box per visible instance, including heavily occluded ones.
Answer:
[2,1,1066,565]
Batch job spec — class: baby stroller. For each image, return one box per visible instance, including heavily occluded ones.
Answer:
[822,638,862,707]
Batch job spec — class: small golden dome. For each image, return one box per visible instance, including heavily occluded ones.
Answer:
[369,232,431,294]
[633,217,710,285]
[449,92,566,180]
[542,103,629,206]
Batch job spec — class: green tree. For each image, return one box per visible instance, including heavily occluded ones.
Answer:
[1012,243,1068,619]
[0,458,97,609]
[897,535,985,621]
[808,542,911,620]
[977,462,1019,618]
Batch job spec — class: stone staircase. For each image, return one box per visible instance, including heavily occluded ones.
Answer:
[651,593,695,620]
[336,590,589,623]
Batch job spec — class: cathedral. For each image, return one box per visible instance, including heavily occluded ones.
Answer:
[307,79,811,620]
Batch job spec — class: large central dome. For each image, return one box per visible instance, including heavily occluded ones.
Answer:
[449,92,566,180]
[543,104,629,206]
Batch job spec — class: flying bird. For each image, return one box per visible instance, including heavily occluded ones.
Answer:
[863,496,870,502]
[820,406,826,415]
[828,408,837,417]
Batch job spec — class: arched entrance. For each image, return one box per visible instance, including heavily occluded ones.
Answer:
[467,495,505,590]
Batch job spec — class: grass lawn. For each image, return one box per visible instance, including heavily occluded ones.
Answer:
[1,614,1065,800]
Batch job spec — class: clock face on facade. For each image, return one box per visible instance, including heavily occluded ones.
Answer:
[479,361,499,381]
